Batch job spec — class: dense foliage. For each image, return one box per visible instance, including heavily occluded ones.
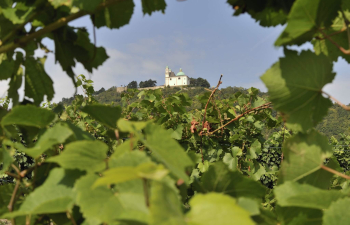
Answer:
[139,79,157,88]
[1,0,350,225]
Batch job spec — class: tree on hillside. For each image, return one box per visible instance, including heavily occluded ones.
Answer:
[189,77,210,88]
[139,79,157,88]
[93,87,106,95]
[127,80,138,89]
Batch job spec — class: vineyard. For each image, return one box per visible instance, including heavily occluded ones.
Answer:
[1,0,350,225]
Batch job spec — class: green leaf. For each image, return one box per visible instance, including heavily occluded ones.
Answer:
[323,198,350,225]
[93,162,168,188]
[81,104,121,129]
[73,0,103,11]
[171,124,183,140]
[261,50,335,132]
[0,58,15,80]
[74,174,126,224]
[1,3,35,24]
[46,140,108,172]
[222,153,237,171]
[141,0,167,15]
[0,140,14,174]
[276,206,323,225]
[25,123,74,158]
[2,168,75,218]
[1,105,55,128]
[143,123,194,183]
[109,143,147,167]
[279,130,333,185]
[201,162,266,198]
[275,181,346,209]
[117,119,149,133]
[24,57,54,105]
[49,0,72,8]
[249,139,261,159]
[237,197,260,216]
[94,0,135,29]
[150,181,186,225]
[185,193,255,225]
[275,0,341,46]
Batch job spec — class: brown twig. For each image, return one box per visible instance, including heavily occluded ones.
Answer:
[321,165,350,180]
[211,96,224,134]
[319,29,350,55]
[5,172,20,179]
[315,27,346,40]
[209,102,272,135]
[142,178,150,207]
[323,91,350,111]
[7,179,20,224]
[67,211,77,225]
[202,75,223,128]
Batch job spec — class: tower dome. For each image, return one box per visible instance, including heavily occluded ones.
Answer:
[176,68,185,76]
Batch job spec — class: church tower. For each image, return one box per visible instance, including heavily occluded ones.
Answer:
[165,66,169,77]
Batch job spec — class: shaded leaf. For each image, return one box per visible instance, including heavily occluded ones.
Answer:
[82,104,121,129]
[46,140,108,172]
[186,193,255,225]
[201,162,266,198]
[261,50,335,132]
[275,181,345,209]
[1,105,55,128]
[323,198,350,225]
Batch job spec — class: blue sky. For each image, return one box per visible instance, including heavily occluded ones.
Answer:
[1,0,349,104]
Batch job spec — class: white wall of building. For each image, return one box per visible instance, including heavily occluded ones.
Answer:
[165,75,190,86]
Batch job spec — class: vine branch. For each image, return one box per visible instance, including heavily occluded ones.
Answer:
[209,102,272,135]
[202,74,223,129]
[321,165,350,180]
[319,29,350,55]
[0,0,126,54]
[323,91,350,111]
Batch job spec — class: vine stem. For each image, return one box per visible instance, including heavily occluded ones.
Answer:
[323,91,350,111]
[319,29,350,55]
[209,102,272,135]
[67,211,77,225]
[201,75,223,129]
[7,180,20,211]
[321,165,350,180]
[0,0,127,54]
[142,178,150,207]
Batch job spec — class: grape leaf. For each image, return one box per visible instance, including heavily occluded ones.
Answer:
[1,168,75,218]
[323,198,350,225]
[185,193,255,225]
[201,162,266,198]
[275,0,341,46]
[150,181,186,225]
[46,140,108,172]
[0,58,15,80]
[25,123,74,158]
[141,0,167,15]
[1,105,55,128]
[81,104,121,129]
[73,0,103,11]
[93,162,168,188]
[143,123,194,183]
[74,174,125,224]
[94,0,135,29]
[24,56,54,105]
[275,181,346,209]
[279,130,333,185]
[261,50,335,132]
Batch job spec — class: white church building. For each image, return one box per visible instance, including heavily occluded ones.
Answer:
[165,66,190,87]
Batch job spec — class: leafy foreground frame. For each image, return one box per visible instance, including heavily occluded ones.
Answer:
[1,0,350,225]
